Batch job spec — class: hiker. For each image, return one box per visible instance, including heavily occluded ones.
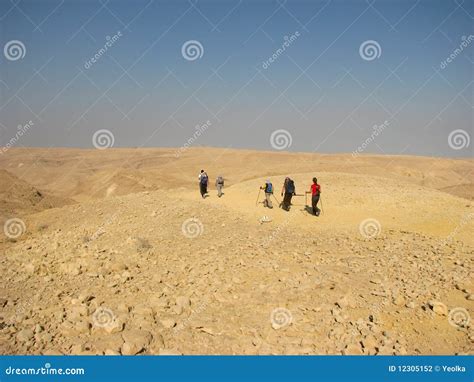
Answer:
[260,180,273,208]
[198,170,209,198]
[280,177,295,211]
[305,177,321,216]
[215,175,224,197]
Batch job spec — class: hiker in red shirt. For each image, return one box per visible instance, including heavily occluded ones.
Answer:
[305,177,321,216]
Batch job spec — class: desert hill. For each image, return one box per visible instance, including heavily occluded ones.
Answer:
[0,147,472,355]
[0,169,73,222]
[0,147,472,201]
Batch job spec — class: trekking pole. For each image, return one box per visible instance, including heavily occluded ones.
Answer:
[320,195,324,215]
[255,189,261,206]
[272,193,280,205]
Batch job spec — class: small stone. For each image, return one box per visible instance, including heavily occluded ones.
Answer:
[393,295,405,306]
[104,349,121,355]
[121,329,152,355]
[370,278,382,285]
[176,296,190,308]
[16,329,34,342]
[428,301,448,316]
[75,321,91,334]
[361,335,378,350]
[42,349,64,355]
[466,294,474,301]
[377,345,394,355]
[121,342,141,355]
[158,348,182,355]
[343,343,363,355]
[160,318,176,329]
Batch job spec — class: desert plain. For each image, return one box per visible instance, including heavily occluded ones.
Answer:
[0,147,473,355]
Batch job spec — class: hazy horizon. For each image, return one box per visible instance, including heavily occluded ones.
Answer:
[1,0,473,158]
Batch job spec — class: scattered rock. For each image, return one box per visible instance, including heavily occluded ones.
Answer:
[343,343,363,355]
[16,329,34,342]
[160,318,176,329]
[158,348,182,355]
[121,329,152,355]
[428,301,448,316]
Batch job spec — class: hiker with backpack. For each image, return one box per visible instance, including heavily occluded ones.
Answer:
[215,175,224,197]
[305,177,321,216]
[281,177,295,211]
[260,180,273,208]
[198,170,209,198]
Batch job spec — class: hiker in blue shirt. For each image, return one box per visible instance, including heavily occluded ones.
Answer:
[260,180,273,208]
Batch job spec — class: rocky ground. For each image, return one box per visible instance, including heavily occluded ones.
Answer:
[0,148,473,355]
[0,182,473,355]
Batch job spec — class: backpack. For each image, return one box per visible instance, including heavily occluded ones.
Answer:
[217,176,224,185]
[286,179,295,194]
[200,174,208,185]
[265,182,273,193]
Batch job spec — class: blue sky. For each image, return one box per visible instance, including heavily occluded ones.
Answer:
[0,0,472,157]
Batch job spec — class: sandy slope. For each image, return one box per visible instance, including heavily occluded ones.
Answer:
[0,148,473,355]
[1,147,472,202]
